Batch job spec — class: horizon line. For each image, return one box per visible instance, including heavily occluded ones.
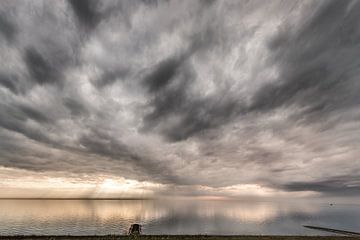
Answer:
[0,197,154,200]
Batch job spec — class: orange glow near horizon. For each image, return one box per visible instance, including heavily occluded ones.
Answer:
[0,166,161,199]
[0,166,318,199]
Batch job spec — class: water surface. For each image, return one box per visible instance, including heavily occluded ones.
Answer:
[0,199,359,235]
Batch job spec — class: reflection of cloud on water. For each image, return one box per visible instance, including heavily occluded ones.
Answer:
[0,199,328,235]
[0,199,320,224]
[152,199,320,224]
[90,200,169,223]
[219,201,319,223]
[0,200,167,223]
[197,201,278,223]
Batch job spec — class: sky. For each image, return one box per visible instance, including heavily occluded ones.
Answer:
[0,0,359,200]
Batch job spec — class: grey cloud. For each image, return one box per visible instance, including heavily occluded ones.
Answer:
[17,104,50,123]
[0,120,52,146]
[63,98,89,117]
[143,55,187,93]
[199,0,216,7]
[9,2,83,90]
[0,0,360,198]
[141,57,194,140]
[165,96,240,142]
[68,0,132,32]
[143,67,241,142]
[0,138,87,174]
[78,130,133,159]
[94,68,130,88]
[0,155,53,173]
[24,47,62,85]
[283,177,360,196]
[254,0,360,121]
[249,66,331,112]
[0,103,52,145]
[163,0,360,142]
[0,13,16,42]
[78,129,186,184]
[139,0,162,7]
[68,0,102,31]
[144,86,241,142]
[141,25,218,94]
[0,73,19,94]
[141,23,242,141]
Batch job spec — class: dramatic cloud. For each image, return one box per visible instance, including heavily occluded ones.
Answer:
[0,0,359,199]
[0,13,17,42]
[68,0,102,30]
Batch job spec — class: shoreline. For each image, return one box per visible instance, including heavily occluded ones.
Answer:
[0,236,357,240]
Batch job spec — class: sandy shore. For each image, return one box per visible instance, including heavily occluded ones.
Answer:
[0,236,358,240]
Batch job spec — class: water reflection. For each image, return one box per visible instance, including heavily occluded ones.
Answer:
[0,199,359,235]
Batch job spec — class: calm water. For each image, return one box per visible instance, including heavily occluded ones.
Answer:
[0,199,359,235]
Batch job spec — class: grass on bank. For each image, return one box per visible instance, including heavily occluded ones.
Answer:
[0,236,358,240]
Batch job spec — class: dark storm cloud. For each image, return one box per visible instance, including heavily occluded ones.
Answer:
[141,21,221,95]
[199,0,217,7]
[147,0,360,143]
[251,0,360,121]
[0,13,16,42]
[24,47,62,85]
[143,55,187,93]
[283,177,360,196]
[142,27,242,141]
[141,0,360,142]
[0,103,53,144]
[63,98,89,117]
[78,129,134,159]
[94,68,130,88]
[140,0,162,6]
[68,0,102,30]
[165,96,240,142]
[135,0,360,197]
[17,104,50,123]
[68,0,132,32]
[0,118,51,146]
[143,80,241,141]
[143,64,242,141]
[142,54,221,141]
[79,129,186,184]
[0,73,19,94]
[0,0,360,198]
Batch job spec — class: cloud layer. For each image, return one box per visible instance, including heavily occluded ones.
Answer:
[0,0,359,198]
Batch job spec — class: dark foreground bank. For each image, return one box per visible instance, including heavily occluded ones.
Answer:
[0,236,358,240]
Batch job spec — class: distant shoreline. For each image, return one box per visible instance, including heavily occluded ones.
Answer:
[0,198,153,200]
[0,236,355,240]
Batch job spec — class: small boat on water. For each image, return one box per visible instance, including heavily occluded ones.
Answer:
[128,224,142,235]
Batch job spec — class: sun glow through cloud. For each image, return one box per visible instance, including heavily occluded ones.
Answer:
[0,166,319,199]
[0,167,162,198]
